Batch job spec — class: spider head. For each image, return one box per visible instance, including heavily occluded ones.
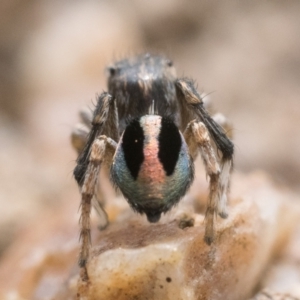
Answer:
[111,115,194,223]
[107,54,178,129]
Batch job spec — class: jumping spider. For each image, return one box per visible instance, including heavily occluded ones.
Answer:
[71,53,234,280]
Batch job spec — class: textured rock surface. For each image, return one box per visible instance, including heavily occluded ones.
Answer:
[251,290,300,300]
[75,172,299,300]
[251,224,300,299]
[0,171,298,300]
[0,173,298,300]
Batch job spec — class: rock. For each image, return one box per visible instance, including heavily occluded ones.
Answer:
[75,171,299,300]
[0,171,298,300]
[251,223,300,299]
[251,290,299,300]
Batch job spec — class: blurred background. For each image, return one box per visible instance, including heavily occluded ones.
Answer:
[0,0,300,260]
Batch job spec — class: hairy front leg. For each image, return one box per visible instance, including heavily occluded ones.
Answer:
[184,120,222,244]
[175,78,234,162]
[79,136,116,281]
[176,78,234,222]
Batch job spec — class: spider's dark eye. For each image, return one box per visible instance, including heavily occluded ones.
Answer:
[122,119,145,180]
[158,117,181,176]
[167,60,173,67]
[108,66,117,76]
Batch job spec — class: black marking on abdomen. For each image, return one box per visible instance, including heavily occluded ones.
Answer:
[158,117,181,176]
[122,118,145,180]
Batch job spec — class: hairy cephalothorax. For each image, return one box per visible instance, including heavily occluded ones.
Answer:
[71,53,234,281]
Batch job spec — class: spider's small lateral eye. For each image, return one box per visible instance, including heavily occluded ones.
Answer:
[108,66,117,76]
[166,60,173,67]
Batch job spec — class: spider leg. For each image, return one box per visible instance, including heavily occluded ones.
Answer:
[212,112,233,140]
[71,123,90,154]
[184,120,221,244]
[73,92,119,280]
[176,78,233,221]
[175,78,234,162]
[92,192,109,230]
[79,106,93,129]
[211,112,233,218]
[74,92,119,187]
[72,126,112,230]
[72,94,118,232]
[79,136,117,279]
[71,107,94,154]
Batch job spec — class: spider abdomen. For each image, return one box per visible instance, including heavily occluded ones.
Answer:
[111,115,194,223]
